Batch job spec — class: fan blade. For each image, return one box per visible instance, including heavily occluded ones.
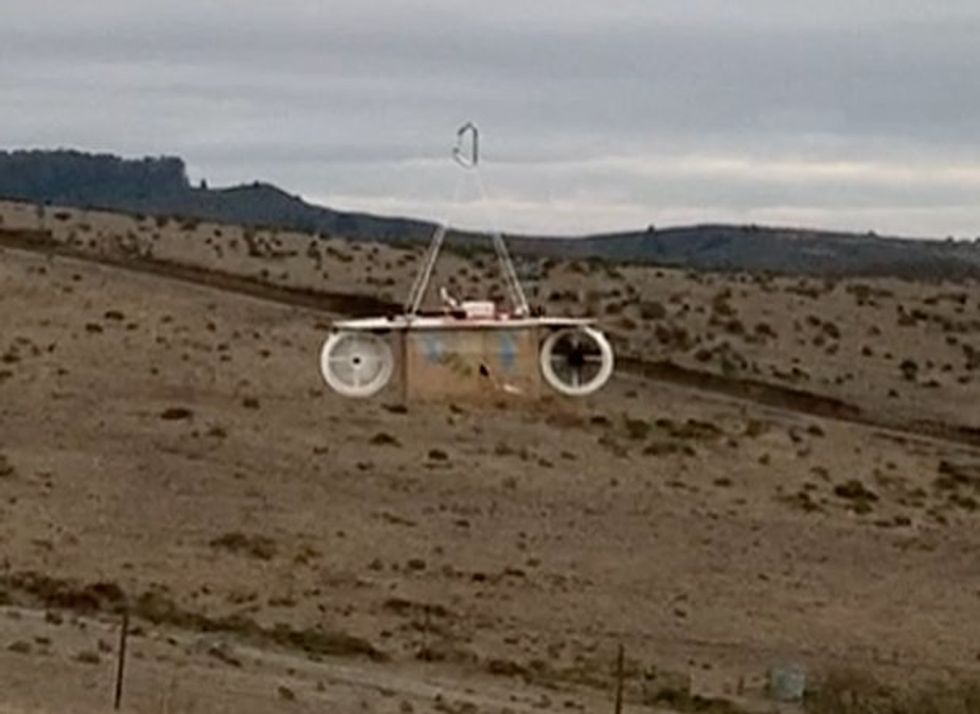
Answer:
[321,331,394,398]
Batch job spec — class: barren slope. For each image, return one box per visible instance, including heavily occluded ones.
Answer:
[1,229,979,712]
[3,198,979,437]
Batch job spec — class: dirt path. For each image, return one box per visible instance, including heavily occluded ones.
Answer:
[0,229,397,318]
[0,604,671,714]
[616,358,980,449]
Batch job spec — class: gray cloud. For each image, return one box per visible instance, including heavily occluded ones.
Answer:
[3,1,980,237]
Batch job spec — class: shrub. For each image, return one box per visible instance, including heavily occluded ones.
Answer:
[833,480,878,514]
[624,417,652,441]
[807,669,980,714]
[209,532,277,560]
[0,453,15,478]
[639,301,667,320]
[370,432,401,447]
[899,359,918,381]
[160,407,193,421]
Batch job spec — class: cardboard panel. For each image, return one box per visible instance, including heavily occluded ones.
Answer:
[404,327,541,401]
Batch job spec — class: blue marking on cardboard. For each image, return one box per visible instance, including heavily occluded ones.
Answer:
[499,332,517,372]
[422,335,445,364]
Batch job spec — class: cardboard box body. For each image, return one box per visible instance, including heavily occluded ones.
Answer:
[402,326,542,400]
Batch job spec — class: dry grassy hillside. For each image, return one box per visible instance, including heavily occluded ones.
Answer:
[1,199,979,713]
[2,199,977,434]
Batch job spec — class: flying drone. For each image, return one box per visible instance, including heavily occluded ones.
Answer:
[319,123,615,401]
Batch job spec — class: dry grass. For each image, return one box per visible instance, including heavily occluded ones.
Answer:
[2,200,979,713]
[807,670,980,714]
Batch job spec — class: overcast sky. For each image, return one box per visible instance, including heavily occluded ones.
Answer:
[3,1,980,238]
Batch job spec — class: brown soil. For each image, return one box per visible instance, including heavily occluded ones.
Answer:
[1,199,979,713]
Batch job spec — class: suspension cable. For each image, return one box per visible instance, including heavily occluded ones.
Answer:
[404,172,463,315]
[473,169,530,316]
[404,123,530,317]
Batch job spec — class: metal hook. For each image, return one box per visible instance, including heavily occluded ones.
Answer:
[452,121,479,169]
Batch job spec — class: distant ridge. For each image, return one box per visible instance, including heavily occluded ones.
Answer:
[2,149,979,279]
[511,225,980,280]
[0,149,435,242]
